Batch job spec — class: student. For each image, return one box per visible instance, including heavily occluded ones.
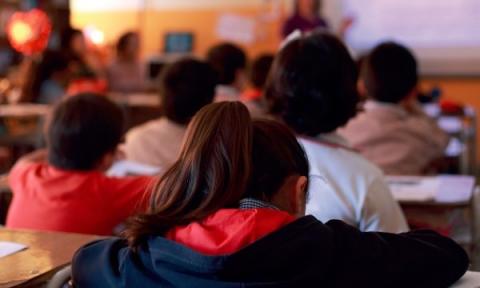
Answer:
[206,43,264,117]
[31,50,71,104]
[107,31,146,93]
[282,0,328,38]
[72,102,468,288]
[124,58,217,168]
[241,54,274,102]
[206,43,247,102]
[60,28,102,77]
[6,94,154,235]
[339,42,449,175]
[282,0,353,39]
[266,31,408,232]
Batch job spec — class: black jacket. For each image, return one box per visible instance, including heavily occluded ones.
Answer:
[72,216,469,287]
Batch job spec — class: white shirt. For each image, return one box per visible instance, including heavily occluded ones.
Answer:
[301,133,409,233]
[124,118,186,168]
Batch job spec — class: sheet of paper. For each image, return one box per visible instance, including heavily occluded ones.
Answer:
[438,117,463,134]
[107,160,161,177]
[450,271,480,288]
[0,241,27,258]
[216,13,256,44]
[445,138,464,157]
[387,175,475,204]
[436,175,475,204]
[387,176,438,202]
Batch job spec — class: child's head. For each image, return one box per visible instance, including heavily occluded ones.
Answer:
[126,102,309,246]
[362,42,418,104]
[247,119,309,215]
[206,43,247,90]
[116,31,140,61]
[266,31,358,137]
[160,58,217,125]
[47,93,125,171]
[61,28,86,57]
[249,54,274,91]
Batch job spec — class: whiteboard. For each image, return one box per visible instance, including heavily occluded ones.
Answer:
[323,0,480,76]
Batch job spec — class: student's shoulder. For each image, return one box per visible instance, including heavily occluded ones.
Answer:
[9,161,47,186]
[299,137,384,177]
[72,238,128,286]
[126,119,165,142]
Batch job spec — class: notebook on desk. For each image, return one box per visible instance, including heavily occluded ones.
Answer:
[387,175,475,204]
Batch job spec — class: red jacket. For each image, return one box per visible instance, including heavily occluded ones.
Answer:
[166,208,295,255]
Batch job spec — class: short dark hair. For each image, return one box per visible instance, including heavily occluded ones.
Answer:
[116,31,138,54]
[60,28,83,52]
[363,42,418,104]
[160,58,217,125]
[265,31,358,136]
[206,43,247,85]
[249,54,274,90]
[47,93,125,171]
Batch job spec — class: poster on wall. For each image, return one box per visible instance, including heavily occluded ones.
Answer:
[216,13,256,44]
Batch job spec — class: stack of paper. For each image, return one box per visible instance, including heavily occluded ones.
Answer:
[387,176,438,202]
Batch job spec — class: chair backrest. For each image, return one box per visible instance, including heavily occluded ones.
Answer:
[47,265,72,288]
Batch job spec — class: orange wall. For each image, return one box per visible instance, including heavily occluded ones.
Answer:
[71,8,283,58]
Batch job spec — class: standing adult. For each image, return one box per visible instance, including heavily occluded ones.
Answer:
[282,0,353,38]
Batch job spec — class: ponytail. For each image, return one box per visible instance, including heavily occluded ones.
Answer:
[125,102,252,248]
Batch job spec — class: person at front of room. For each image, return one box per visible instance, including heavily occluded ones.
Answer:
[6,94,154,235]
[266,31,408,232]
[282,0,353,39]
[339,42,449,175]
[72,102,468,287]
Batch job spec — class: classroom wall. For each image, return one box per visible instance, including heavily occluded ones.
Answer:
[70,0,288,58]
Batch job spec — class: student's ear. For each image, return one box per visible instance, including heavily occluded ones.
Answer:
[402,87,420,112]
[291,176,308,217]
[96,151,116,172]
[234,69,248,91]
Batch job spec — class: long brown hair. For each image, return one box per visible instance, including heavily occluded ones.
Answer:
[125,102,252,247]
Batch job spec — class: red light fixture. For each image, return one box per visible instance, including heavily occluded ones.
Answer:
[6,9,52,56]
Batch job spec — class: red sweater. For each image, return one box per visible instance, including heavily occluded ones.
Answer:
[6,162,154,235]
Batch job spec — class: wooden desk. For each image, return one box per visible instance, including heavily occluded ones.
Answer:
[0,229,99,288]
[389,176,478,267]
